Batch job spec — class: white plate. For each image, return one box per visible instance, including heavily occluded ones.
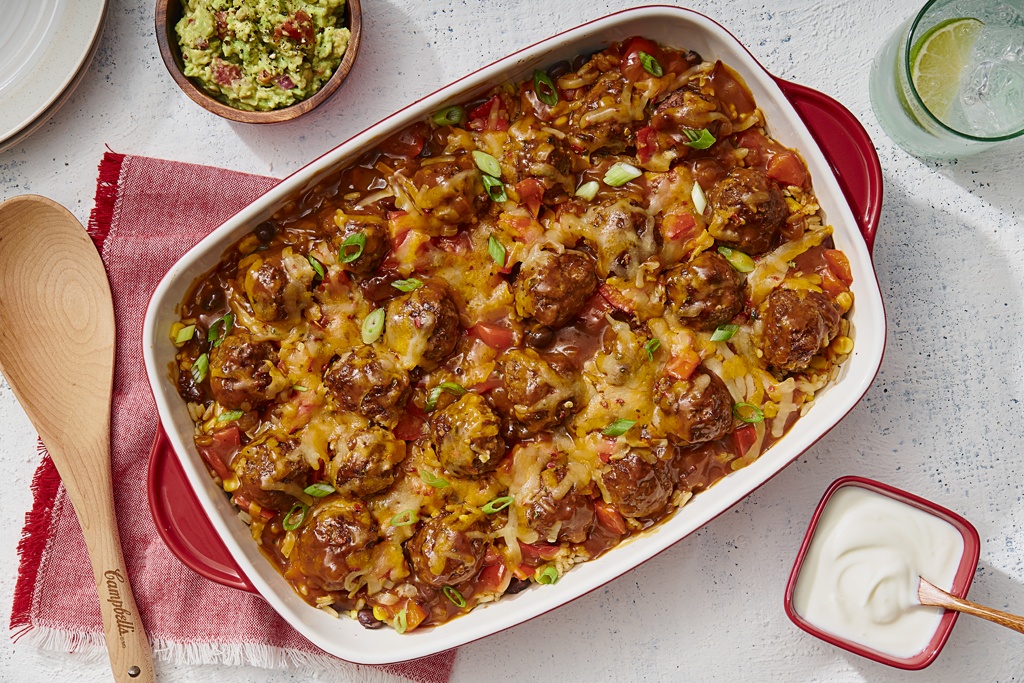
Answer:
[0,0,107,151]
[143,5,887,665]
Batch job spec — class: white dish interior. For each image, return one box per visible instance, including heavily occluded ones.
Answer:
[143,5,887,665]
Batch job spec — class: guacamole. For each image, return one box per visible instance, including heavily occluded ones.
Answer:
[176,0,350,112]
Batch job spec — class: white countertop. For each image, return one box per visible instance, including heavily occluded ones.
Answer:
[2,1,1023,681]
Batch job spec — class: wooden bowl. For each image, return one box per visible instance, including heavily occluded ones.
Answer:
[155,0,361,124]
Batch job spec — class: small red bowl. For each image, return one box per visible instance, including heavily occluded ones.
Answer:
[784,476,980,670]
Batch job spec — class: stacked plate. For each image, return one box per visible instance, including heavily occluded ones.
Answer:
[0,0,108,154]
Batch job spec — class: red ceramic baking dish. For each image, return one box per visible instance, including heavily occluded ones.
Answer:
[143,5,886,664]
[785,477,980,669]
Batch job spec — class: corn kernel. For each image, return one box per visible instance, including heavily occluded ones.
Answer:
[831,335,854,356]
[373,606,388,622]
[836,291,853,313]
[222,475,240,492]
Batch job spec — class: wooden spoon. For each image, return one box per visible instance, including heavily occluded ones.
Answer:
[0,195,155,681]
[919,577,1024,635]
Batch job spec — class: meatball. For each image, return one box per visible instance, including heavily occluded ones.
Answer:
[579,197,659,279]
[328,425,407,498]
[291,498,379,592]
[569,70,635,154]
[231,434,310,512]
[601,448,675,518]
[410,155,485,234]
[496,348,581,435]
[514,249,597,327]
[759,288,841,372]
[664,251,745,331]
[334,216,390,275]
[384,281,460,371]
[243,249,315,323]
[653,369,733,444]
[323,345,411,428]
[521,467,595,543]
[508,133,575,194]
[708,167,787,255]
[406,513,487,587]
[431,393,506,477]
[209,332,287,411]
[651,88,729,138]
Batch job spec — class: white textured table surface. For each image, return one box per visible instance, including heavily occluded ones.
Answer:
[2,1,1024,681]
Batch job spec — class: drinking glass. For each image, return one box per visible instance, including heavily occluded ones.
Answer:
[869,0,1024,158]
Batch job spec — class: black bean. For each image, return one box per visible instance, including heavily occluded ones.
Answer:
[357,608,384,629]
[524,326,553,349]
[547,60,571,79]
[505,577,531,595]
[254,221,276,243]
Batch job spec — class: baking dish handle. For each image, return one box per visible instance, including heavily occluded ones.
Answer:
[775,77,882,255]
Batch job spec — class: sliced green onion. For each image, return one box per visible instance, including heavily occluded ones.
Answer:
[339,232,366,263]
[394,608,408,634]
[710,324,739,342]
[282,502,308,531]
[691,181,707,214]
[391,278,424,292]
[361,307,385,344]
[175,324,196,344]
[425,381,467,411]
[575,180,599,201]
[432,105,466,126]
[443,585,467,608]
[733,402,765,424]
[419,470,450,489]
[292,384,308,392]
[472,150,502,178]
[304,482,336,497]
[307,255,325,280]
[533,69,559,106]
[644,338,661,361]
[603,162,642,187]
[217,410,244,423]
[190,353,209,384]
[717,246,755,273]
[638,51,664,77]
[535,565,559,584]
[390,509,419,527]
[787,260,798,268]
[683,128,717,150]
[488,235,506,268]
[482,495,514,514]
[207,313,234,347]
[481,174,507,202]
[602,418,636,437]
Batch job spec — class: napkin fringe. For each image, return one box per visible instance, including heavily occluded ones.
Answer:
[87,150,126,250]
[10,447,60,639]
[17,625,414,683]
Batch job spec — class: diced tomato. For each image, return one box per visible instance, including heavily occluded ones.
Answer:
[211,59,241,86]
[470,322,515,351]
[736,129,771,169]
[477,562,509,594]
[196,426,241,481]
[515,178,545,218]
[508,215,545,244]
[665,349,701,381]
[619,37,663,83]
[519,542,561,565]
[598,283,635,313]
[468,96,509,132]
[823,249,853,286]
[471,372,503,393]
[594,501,628,536]
[661,212,697,242]
[380,123,427,159]
[393,410,426,441]
[512,562,533,581]
[732,424,758,457]
[275,10,315,45]
[404,600,429,631]
[636,125,658,164]
[767,152,807,188]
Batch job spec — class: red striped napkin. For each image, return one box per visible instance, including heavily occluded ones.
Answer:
[10,151,456,683]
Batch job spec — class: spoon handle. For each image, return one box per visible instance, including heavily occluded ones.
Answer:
[54,439,156,682]
[919,578,1024,635]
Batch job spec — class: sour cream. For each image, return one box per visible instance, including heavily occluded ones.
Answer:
[792,485,965,658]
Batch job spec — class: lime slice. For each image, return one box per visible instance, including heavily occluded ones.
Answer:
[909,17,984,120]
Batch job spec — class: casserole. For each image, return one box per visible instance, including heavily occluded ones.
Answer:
[143,5,886,663]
